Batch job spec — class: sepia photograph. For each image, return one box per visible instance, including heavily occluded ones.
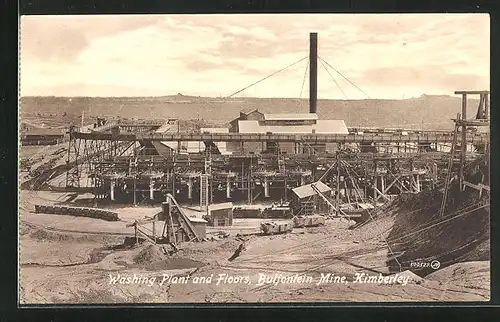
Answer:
[18,13,490,304]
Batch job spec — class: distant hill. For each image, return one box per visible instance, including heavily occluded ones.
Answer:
[19,94,484,130]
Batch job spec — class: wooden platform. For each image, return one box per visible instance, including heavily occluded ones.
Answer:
[462,181,490,194]
[72,131,489,144]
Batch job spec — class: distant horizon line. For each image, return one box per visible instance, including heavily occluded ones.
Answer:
[19,93,466,100]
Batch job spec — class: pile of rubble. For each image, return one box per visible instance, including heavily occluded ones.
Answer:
[204,231,230,241]
[356,156,489,277]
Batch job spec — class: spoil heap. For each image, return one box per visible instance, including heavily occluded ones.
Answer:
[356,156,489,277]
[132,244,206,271]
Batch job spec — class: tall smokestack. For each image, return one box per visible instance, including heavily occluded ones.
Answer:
[309,32,318,114]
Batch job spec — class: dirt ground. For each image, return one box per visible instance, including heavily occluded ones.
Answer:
[19,189,490,304]
[18,98,490,303]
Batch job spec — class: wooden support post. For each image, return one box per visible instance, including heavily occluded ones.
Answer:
[149,178,154,200]
[169,209,176,245]
[209,177,213,204]
[247,173,251,205]
[152,220,156,243]
[226,176,231,199]
[373,187,391,202]
[188,177,193,200]
[460,94,467,187]
[110,179,115,201]
[165,196,177,245]
[172,170,176,198]
[409,175,416,193]
[384,174,402,194]
[484,93,489,119]
[135,222,138,244]
[344,179,351,207]
[161,201,168,235]
[284,176,287,200]
[336,153,341,215]
[133,177,137,205]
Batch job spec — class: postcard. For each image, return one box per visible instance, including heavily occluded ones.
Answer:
[18,13,490,304]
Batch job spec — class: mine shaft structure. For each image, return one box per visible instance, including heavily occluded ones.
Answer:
[291,151,438,218]
[62,33,489,214]
[439,91,490,217]
[65,120,164,189]
[127,193,202,246]
[63,130,486,209]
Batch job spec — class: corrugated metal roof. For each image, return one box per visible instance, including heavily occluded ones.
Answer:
[264,113,318,121]
[22,128,65,137]
[240,108,261,115]
[151,141,174,154]
[200,128,229,133]
[189,217,208,223]
[158,141,201,153]
[157,127,231,155]
[156,121,177,152]
[208,202,233,211]
[216,142,231,154]
[186,141,204,153]
[158,141,230,155]
[155,122,177,133]
[292,181,331,199]
[199,128,230,154]
[239,121,314,133]
[160,141,178,151]
[314,120,349,134]
[238,120,348,134]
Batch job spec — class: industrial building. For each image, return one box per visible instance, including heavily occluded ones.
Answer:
[204,202,234,226]
[150,110,348,156]
[232,112,348,154]
[20,128,66,146]
[56,33,489,235]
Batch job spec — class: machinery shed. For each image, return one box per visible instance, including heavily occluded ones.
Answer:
[206,202,233,226]
[21,128,66,146]
[188,217,207,239]
[292,181,332,199]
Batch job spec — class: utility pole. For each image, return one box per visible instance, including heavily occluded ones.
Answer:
[336,152,341,215]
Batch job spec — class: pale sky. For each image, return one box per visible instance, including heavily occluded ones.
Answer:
[20,14,490,99]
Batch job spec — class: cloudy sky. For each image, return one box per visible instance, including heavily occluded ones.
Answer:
[20,14,489,99]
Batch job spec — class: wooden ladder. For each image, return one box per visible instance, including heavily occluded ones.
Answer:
[199,174,209,212]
